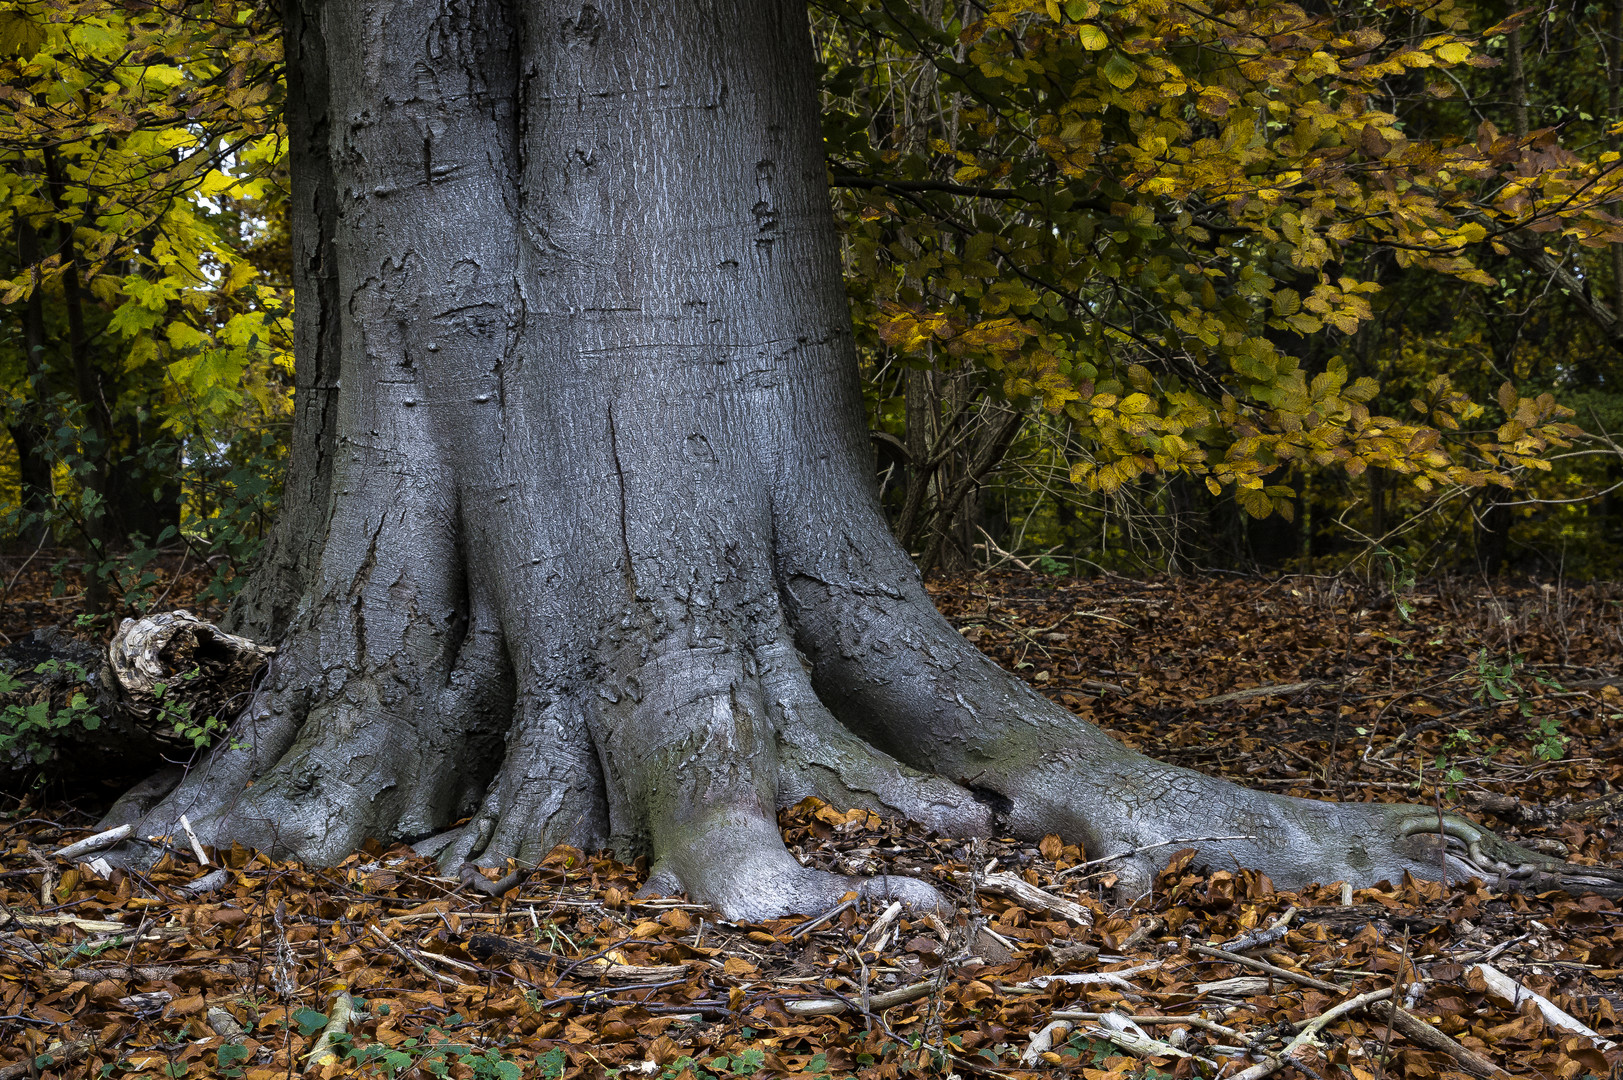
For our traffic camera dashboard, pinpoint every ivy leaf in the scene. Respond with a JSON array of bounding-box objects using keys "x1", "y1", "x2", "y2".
[{"x1": 292, "y1": 1009, "x2": 328, "y2": 1037}]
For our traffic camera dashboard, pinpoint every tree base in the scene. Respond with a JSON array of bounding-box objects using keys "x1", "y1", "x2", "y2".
[{"x1": 102, "y1": 605, "x2": 1623, "y2": 917}]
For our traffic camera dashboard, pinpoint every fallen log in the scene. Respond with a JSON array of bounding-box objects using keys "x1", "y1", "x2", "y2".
[
  {"x1": 0, "y1": 611, "x2": 274, "y2": 784},
  {"x1": 108, "y1": 609, "x2": 274, "y2": 748}
]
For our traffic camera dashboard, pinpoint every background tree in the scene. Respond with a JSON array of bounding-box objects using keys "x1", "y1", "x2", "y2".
[
  {"x1": 0, "y1": 0, "x2": 291, "y2": 612},
  {"x1": 10, "y1": 0, "x2": 1623, "y2": 597},
  {"x1": 822, "y1": 0, "x2": 1623, "y2": 576}
]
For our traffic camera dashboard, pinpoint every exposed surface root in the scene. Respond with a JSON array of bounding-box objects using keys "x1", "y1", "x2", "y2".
[
  {"x1": 638, "y1": 812, "x2": 944, "y2": 921},
  {"x1": 759, "y1": 639, "x2": 992, "y2": 838},
  {"x1": 779, "y1": 558, "x2": 1623, "y2": 903},
  {"x1": 98, "y1": 563, "x2": 1622, "y2": 918},
  {"x1": 108, "y1": 482, "x2": 515, "y2": 864},
  {"x1": 8, "y1": 804, "x2": 1620, "y2": 1080},
  {"x1": 84, "y1": 0, "x2": 1615, "y2": 927}
]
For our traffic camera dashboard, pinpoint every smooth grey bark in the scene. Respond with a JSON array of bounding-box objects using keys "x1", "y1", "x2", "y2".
[
  {"x1": 109, "y1": 0, "x2": 1618, "y2": 918},
  {"x1": 222, "y1": 0, "x2": 343, "y2": 643}
]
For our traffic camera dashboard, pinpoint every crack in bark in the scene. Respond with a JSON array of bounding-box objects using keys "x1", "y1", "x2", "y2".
[{"x1": 606, "y1": 403, "x2": 637, "y2": 603}]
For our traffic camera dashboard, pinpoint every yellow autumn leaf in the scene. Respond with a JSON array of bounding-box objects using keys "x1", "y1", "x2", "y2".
[{"x1": 1077, "y1": 25, "x2": 1108, "y2": 50}]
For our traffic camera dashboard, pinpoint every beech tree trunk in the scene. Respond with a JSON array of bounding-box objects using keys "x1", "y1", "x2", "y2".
[{"x1": 105, "y1": 0, "x2": 1615, "y2": 917}]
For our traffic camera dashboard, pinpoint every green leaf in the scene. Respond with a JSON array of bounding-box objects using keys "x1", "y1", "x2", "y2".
[
  {"x1": 0, "y1": 10, "x2": 46, "y2": 58},
  {"x1": 68, "y1": 23, "x2": 120, "y2": 51},
  {"x1": 1102, "y1": 53, "x2": 1137, "y2": 89},
  {"x1": 217, "y1": 1044, "x2": 251, "y2": 1068}
]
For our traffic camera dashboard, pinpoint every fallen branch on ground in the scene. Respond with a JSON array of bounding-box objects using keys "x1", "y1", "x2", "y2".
[
  {"x1": 52, "y1": 825, "x2": 132, "y2": 862},
  {"x1": 0, "y1": 1038, "x2": 97, "y2": 1080},
  {"x1": 0, "y1": 904, "x2": 127, "y2": 933},
  {"x1": 1021, "y1": 1019, "x2": 1073, "y2": 1066},
  {"x1": 974, "y1": 871, "x2": 1091, "y2": 925},
  {"x1": 783, "y1": 979, "x2": 936, "y2": 1017},
  {"x1": 1366, "y1": 1001, "x2": 1513, "y2": 1080},
  {"x1": 1469, "y1": 962, "x2": 1616, "y2": 1050},
  {"x1": 1022, "y1": 959, "x2": 1164, "y2": 991},
  {"x1": 1220, "y1": 907, "x2": 1297, "y2": 952},
  {"x1": 787, "y1": 898, "x2": 855, "y2": 939},
  {"x1": 1197, "y1": 681, "x2": 1332, "y2": 705},
  {"x1": 36, "y1": 961, "x2": 254, "y2": 987},
  {"x1": 304, "y1": 988, "x2": 357, "y2": 1073},
  {"x1": 1190, "y1": 943, "x2": 1341, "y2": 992},
  {"x1": 1083, "y1": 1012, "x2": 1214, "y2": 1065},
  {"x1": 370, "y1": 924, "x2": 463, "y2": 986},
  {"x1": 858, "y1": 900, "x2": 903, "y2": 950},
  {"x1": 1117, "y1": 916, "x2": 1164, "y2": 951},
  {"x1": 1195, "y1": 975, "x2": 1279, "y2": 996},
  {"x1": 1228, "y1": 986, "x2": 1394, "y2": 1080},
  {"x1": 1192, "y1": 942, "x2": 1511, "y2": 1079},
  {"x1": 178, "y1": 815, "x2": 208, "y2": 865}
]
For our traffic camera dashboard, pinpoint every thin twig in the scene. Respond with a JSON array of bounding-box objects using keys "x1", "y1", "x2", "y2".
[
  {"x1": 788, "y1": 898, "x2": 856, "y2": 939},
  {"x1": 1228, "y1": 986, "x2": 1395, "y2": 1080}
]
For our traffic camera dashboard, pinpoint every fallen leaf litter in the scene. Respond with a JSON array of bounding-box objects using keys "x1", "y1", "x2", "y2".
[{"x1": 0, "y1": 570, "x2": 1618, "y2": 1079}]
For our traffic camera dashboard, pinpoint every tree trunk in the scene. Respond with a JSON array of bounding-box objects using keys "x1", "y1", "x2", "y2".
[
  {"x1": 107, "y1": 0, "x2": 1617, "y2": 917},
  {"x1": 10, "y1": 218, "x2": 53, "y2": 549}
]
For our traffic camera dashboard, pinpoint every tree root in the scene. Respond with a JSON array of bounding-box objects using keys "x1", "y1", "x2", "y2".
[
  {"x1": 97, "y1": 593, "x2": 1623, "y2": 917},
  {"x1": 435, "y1": 694, "x2": 608, "y2": 872},
  {"x1": 104, "y1": 486, "x2": 515, "y2": 864},
  {"x1": 761, "y1": 639, "x2": 992, "y2": 838},
  {"x1": 779, "y1": 551, "x2": 1623, "y2": 902}
]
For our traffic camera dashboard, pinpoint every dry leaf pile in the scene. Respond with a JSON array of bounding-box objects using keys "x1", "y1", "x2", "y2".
[
  {"x1": 0, "y1": 571, "x2": 1618, "y2": 1079},
  {"x1": 1, "y1": 802, "x2": 1619, "y2": 1080},
  {"x1": 931, "y1": 573, "x2": 1623, "y2": 863}
]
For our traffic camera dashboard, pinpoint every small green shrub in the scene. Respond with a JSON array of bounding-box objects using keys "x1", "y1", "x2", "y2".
[{"x1": 0, "y1": 660, "x2": 102, "y2": 766}]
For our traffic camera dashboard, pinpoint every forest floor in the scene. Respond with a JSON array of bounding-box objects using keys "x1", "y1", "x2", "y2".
[{"x1": 0, "y1": 566, "x2": 1620, "y2": 1080}]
